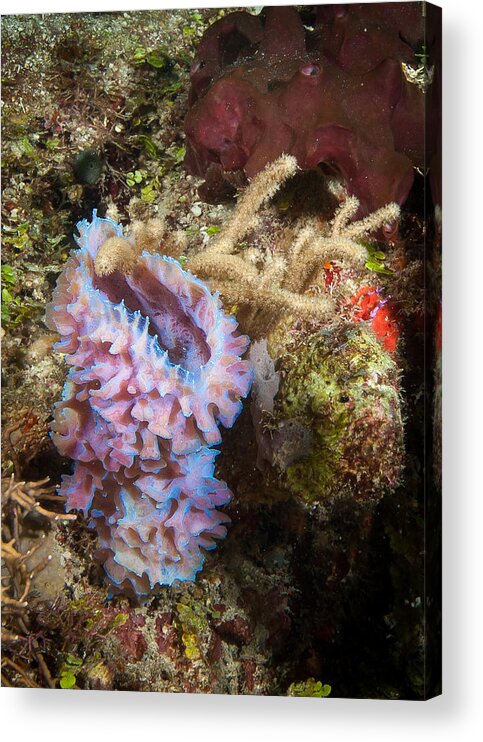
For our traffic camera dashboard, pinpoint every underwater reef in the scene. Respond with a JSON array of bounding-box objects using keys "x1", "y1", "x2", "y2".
[
  {"x1": 1, "y1": 5, "x2": 441, "y2": 699},
  {"x1": 185, "y1": 4, "x2": 441, "y2": 215}
]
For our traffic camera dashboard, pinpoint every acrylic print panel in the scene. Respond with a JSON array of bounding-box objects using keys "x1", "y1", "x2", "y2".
[{"x1": 1, "y1": 2, "x2": 441, "y2": 699}]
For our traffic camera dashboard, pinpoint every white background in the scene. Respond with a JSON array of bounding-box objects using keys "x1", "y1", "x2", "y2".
[{"x1": 1, "y1": 0, "x2": 482, "y2": 739}]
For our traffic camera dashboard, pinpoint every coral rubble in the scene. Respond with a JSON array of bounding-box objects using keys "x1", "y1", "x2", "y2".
[{"x1": 47, "y1": 213, "x2": 253, "y2": 595}]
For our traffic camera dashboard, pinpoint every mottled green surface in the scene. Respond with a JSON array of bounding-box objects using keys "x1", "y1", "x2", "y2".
[{"x1": 268, "y1": 323, "x2": 403, "y2": 504}]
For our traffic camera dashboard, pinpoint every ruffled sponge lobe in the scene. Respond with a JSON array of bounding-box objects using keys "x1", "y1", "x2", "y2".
[{"x1": 48, "y1": 212, "x2": 253, "y2": 596}]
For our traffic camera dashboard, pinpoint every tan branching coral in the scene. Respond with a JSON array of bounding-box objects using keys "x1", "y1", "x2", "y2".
[
  {"x1": 94, "y1": 217, "x2": 184, "y2": 277},
  {"x1": 84, "y1": 155, "x2": 400, "y2": 335},
  {"x1": 94, "y1": 236, "x2": 139, "y2": 277},
  {"x1": 187, "y1": 156, "x2": 401, "y2": 333},
  {"x1": 204, "y1": 154, "x2": 300, "y2": 255}
]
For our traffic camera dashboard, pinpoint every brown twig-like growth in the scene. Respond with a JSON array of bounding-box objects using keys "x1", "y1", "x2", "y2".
[
  {"x1": 1, "y1": 476, "x2": 76, "y2": 687},
  {"x1": 2, "y1": 408, "x2": 51, "y2": 478},
  {"x1": 2, "y1": 476, "x2": 76, "y2": 525},
  {"x1": 187, "y1": 155, "x2": 401, "y2": 333}
]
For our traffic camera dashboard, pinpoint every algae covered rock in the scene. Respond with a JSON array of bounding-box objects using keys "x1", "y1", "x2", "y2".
[{"x1": 262, "y1": 322, "x2": 404, "y2": 505}]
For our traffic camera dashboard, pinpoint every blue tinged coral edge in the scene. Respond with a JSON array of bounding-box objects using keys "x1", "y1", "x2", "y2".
[{"x1": 50, "y1": 211, "x2": 252, "y2": 594}]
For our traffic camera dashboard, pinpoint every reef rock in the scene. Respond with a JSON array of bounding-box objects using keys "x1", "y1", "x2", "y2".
[{"x1": 260, "y1": 321, "x2": 404, "y2": 505}]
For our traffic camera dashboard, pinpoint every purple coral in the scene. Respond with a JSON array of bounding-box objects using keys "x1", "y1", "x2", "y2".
[{"x1": 47, "y1": 212, "x2": 253, "y2": 595}]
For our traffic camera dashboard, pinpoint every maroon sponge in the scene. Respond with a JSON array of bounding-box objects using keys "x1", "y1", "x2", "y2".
[{"x1": 184, "y1": 4, "x2": 440, "y2": 216}]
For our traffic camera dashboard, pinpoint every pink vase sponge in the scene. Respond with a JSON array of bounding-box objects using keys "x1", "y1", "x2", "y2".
[{"x1": 47, "y1": 212, "x2": 253, "y2": 595}]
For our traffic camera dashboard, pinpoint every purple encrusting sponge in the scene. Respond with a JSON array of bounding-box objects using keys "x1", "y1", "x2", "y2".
[{"x1": 47, "y1": 212, "x2": 253, "y2": 596}]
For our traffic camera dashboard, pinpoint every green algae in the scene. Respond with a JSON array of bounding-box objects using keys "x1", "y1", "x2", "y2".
[
  {"x1": 59, "y1": 653, "x2": 83, "y2": 689},
  {"x1": 287, "y1": 677, "x2": 332, "y2": 698}
]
